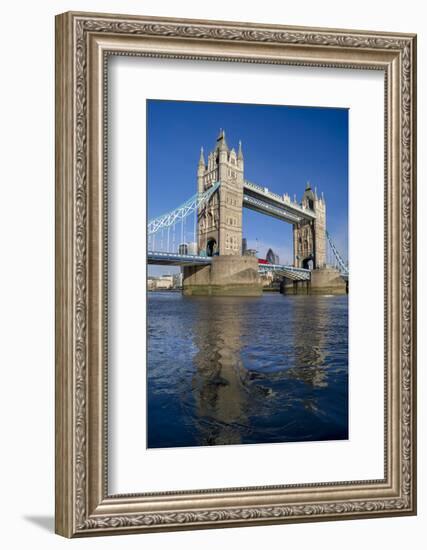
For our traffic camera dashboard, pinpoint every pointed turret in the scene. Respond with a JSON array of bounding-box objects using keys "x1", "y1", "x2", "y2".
[
  {"x1": 197, "y1": 146, "x2": 206, "y2": 194},
  {"x1": 198, "y1": 146, "x2": 205, "y2": 166},
  {"x1": 238, "y1": 140, "x2": 244, "y2": 160},
  {"x1": 237, "y1": 139, "x2": 244, "y2": 171}
]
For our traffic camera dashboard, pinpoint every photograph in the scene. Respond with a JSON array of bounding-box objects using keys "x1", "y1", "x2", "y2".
[{"x1": 147, "y1": 99, "x2": 349, "y2": 449}]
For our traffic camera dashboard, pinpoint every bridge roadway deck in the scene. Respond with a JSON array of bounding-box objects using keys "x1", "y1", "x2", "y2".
[
  {"x1": 147, "y1": 251, "x2": 213, "y2": 266},
  {"x1": 258, "y1": 263, "x2": 311, "y2": 281}
]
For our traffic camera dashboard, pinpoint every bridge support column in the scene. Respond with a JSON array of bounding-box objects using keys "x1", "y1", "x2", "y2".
[
  {"x1": 183, "y1": 256, "x2": 262, "y2": 296},
  {"x1": 280, "y1": 279, "x2": 310, "y2": 295}
]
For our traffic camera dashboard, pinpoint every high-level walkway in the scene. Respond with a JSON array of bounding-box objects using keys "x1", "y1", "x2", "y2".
[{"x1": 243, "y1": 180, "x2": 316, "y2": 224}]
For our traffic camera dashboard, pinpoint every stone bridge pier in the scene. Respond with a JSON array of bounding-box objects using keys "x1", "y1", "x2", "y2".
[{"x1": 183, "y1": 256, "x2": 262, "y2": 296}]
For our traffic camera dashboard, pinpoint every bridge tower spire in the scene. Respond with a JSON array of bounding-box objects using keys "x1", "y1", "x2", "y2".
[
  {"x1": 197, "y1": 130, "x2": 244, "y2": 257},
  {"x1": 197, "y1": 147, "x2": 205, "y2": 195}
]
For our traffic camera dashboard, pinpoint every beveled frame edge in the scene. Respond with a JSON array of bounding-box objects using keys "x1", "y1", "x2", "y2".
[{"x1": 55, "y1": 11, "x2": 417, "y2": 538}]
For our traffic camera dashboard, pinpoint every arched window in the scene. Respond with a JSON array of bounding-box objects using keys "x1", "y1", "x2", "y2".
[{"x1": 304, "y1": 239, "x2": 308, "y2": 256}]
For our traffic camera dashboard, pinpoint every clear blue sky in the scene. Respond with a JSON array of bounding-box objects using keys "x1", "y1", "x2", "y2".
[{"x1": 147, "y1": 99, "x2": 348, "y2": 274}]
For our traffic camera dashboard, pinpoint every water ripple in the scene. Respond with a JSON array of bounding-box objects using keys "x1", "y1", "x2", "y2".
[{"x1": 147, "y1": 293, "x2": 348, "y2": 448}]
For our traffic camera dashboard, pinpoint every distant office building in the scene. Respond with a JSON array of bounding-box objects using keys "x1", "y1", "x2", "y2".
[
  {"x1": 178, "y1": 243, "x2": 188, "y2": 255},
  {"x1": 245, "y1": 248, "x2": 258, "y2": 257},
  {"x1": 242, "y1": 238, "x2": 247, "y2": 255},
  {"x1": 179, "y1": 242, "x2": 198, "y2": 256},
  {"x1": 187, "y1": 241, "x2": 198, "y2": 255},
  {"x1": 156, "y1": 275, "x2": 173, "y2": 289},
  {"x1": 266, "y1": 248, "x2": 280, "y2": 265},
  {"x1": 260, "y1": 270, "x2": 275, "y2": 287}
]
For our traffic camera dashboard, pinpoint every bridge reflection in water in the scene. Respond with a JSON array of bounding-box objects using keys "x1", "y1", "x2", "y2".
[
  {"x1": 191, "y1": 297, "x2": 248, "y2": 446},
  {"x1": 147, "y1": 293, "x2": 348, "y2": 449}
]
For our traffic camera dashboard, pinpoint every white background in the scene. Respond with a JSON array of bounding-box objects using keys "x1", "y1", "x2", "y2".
[
  {"x1": 0, "y1": 1, "x2": 424, "y2": 549},
  {"x1": 110, "y1": 59, "x2": 384, "y2": 493}
]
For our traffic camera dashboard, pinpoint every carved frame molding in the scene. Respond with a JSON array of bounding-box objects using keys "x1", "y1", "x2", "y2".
[{"x1": 55, "y1": 11, "x2": 416, "y2": 537}]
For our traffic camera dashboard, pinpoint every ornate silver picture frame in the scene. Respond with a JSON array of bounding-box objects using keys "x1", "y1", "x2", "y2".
[{"x1": 55, "y1": 11, "x2": 417, "y2": 537}]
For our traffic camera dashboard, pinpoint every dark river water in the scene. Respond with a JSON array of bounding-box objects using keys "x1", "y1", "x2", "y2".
[{"x1": 147, "y1": 292, "x2": 348, "y2": 448}]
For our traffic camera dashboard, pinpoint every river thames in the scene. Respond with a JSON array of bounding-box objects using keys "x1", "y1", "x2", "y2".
[{"x1": 147, "y1": 292, "x2": 348, "y2": 448}]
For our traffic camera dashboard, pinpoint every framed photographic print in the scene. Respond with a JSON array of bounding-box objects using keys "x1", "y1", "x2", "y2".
[{"x1": 55, "y1": 11, "x2": 417, "y2": 537}]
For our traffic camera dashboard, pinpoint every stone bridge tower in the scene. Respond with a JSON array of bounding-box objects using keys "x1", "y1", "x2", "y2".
[
  {"x1": 293, "y1": 183, "x2": 326, "y2": 269},
  {"x1": 197, "y1": 130, "x2": 244, "y2": 256}
]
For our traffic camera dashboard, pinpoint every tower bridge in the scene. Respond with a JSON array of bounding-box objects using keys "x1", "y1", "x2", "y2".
[{"x1": 148, "y1": 130, "x2": 348, "y2": 296}]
